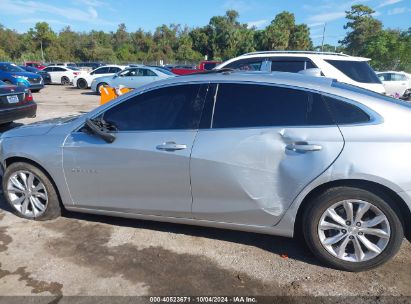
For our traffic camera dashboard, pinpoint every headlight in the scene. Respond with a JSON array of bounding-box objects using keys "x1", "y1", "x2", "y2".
[{"x1": 12, "y1": 75, "x2": 28, "y2": 80}]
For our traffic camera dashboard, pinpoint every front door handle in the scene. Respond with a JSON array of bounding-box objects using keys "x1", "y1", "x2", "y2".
[
  {"x1": 156, "y1": 141, "x2": 187, "y2": 151},
  {"x1": 286, "y1": 142, "x2": 322, "y2": 152}
]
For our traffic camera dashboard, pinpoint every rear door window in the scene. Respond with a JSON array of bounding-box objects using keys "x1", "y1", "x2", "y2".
[
  {"x1": 109, "y1": 67, "x2": 122, "y2": 73},
  {"x1": 391, "y1": 73, "x2": 407, "y2": 81},
  {"x1": 270, "y1": 57, "x2": 317, "y2": 73},
  {"x1": 93, "y1": 67, "x2": 110, "y2": 74},
  {"x1": 325, "y1": 60, "x2": 381, "y2": 84},
  {"x1": 212, "y1": 83, "x2": 334, "y2": 128}
]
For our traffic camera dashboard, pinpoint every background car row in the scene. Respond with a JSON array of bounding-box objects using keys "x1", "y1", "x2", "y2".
[{"x1": 5, "y1": 53, "x2": 411, "y2": 101}]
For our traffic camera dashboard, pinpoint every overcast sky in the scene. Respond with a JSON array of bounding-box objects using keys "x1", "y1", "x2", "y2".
[{"x1": 0, "y1": 0, "x2": 410, "y2": 46}]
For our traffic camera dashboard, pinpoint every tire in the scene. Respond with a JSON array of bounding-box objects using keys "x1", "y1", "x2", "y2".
[
  {"x1": 303, "y1": 186, "x2": 404, "y2": 272},
  {"x1": 61, "y1": 76, "x2": 70, "y2": 86},
  {"x1": 77, "y1": 78, "x2": 88, "y2": 89},
  {"x1": 3, "y1": 80, "x2": 12, "y2": 85},
  {"x1": 96, "y1": 82, "x2": 107, "y2": 95},
  {"x1": 2, "y1": 162, "x2": 61, "y2": 221}
]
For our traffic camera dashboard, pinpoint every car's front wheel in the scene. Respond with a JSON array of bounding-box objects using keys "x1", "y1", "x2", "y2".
[
  {"x1": 77, "y1": 78, "x2": 88, "y2": 89},
  {"x1": 303, "y1": 186, "x2": 404, "y2": 272},
  {"x1": 96, "y1": 82, "x2": 108, "y2": 95},
  {"x1": 2, "y1": 162, "x2": 61, "y2": 221}
]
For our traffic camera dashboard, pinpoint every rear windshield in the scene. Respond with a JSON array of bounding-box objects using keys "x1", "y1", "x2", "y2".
[{"x1": 325, "y1": 60, "x2": 381, "y2": 84}]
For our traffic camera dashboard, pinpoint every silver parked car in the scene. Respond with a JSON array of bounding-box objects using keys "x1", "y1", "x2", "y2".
[
  {"x1": 1, "y1": 71, "x2": 410, "y2": 272},
  {"x1": 90, "y1": 65, "x2": 175, "y2": 93}
]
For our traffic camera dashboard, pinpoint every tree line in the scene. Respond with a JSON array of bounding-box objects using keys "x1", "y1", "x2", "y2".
[{"x1": 0, "y1": 4, "x2": 409, "y2": 72}]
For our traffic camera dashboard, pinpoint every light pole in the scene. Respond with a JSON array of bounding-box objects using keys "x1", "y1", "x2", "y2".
[{"x1": 321, "y1": 23, "x2": 326, "y2": 52}]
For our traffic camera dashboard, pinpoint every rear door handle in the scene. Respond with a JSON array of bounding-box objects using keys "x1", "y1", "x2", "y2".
[
  {"x1": 286, "y1": 142, "x2": 322, "y2": 152},
  {"x1": 156, "y1": 141, "x2": 187, "y2": 151}
]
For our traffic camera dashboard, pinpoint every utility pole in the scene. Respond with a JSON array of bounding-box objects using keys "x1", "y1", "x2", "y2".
[
  {"x1": 321, "y1": 23, "x2": 326, "y2": 52},
  {"x1": 40, "y1": 40, "x2": 45, "y2": 62}
]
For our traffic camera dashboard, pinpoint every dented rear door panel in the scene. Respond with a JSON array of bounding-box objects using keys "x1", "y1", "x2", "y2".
[{"x1": 190, "y1": 127, "x2": 344, "y2": 226}]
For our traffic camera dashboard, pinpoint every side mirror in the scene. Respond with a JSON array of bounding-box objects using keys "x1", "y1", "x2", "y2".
[{"x1": 298, "y1": 68, "x2": 322, "y2": 77}]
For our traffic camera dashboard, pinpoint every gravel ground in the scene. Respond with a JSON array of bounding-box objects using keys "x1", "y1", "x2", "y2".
[{"x1": 0, "y1": 85, "x2": 410, "y2": 301}]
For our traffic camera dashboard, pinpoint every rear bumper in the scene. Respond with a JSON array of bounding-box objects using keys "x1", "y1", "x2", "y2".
[{"x1": 0, "y1": 102, "x2": 37, "y2": 124}]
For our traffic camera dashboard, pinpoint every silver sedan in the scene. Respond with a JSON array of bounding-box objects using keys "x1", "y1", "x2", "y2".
[{"x1": 1, "y1": 71, "x2": 410, "y2": 272}]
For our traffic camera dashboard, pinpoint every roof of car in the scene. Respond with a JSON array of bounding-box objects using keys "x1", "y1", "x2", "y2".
[
  {"x1": 144, "y1": 70, "x2": 335, "y2": 92},
  {"x1": 377, "y1": 71, "x2": 408, "y2": 74},
  {"x1": 45, "y1": 65, "x2": 70, "y2": 69},
  {"x1": 233, "y1": 51, "x2": 370, "y2": 62}
]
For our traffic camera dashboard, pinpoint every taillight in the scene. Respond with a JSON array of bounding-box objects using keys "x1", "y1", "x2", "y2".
[
  {"x1": 73, "y1": 72, "x2": 80, "y2": 76},
  {"x1": 25, "y1": 90, "x2": 33, "y2": 102}
]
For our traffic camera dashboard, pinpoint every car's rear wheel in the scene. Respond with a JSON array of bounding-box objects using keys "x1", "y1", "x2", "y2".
[
  {"x1": 3, "y1": 80, "x2": 12, "y2": 85},
  {"x1": 61, "y1": 76, "x2": 70, "y2": 86},
  {"x1": 303, "y1": 186, "x2": 404, "y2": 272},
  {"x1": 96, "y1": 82, "x2": 108, "y2": 95},
  {"x1": 77, "y1": 78, "x2": 88, "y2": 89},
  {"x1": 2, "y1": 162, "x2": 61, "y2": 221}
]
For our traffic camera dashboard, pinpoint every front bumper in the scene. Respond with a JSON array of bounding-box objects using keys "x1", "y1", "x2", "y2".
[
  {"x1": 0, "y1": 102, "x2": 37, "y2": 124},
  {"x1": 91, "y1": 82, "x2": 98, "y2": 92},
  {"x1": 397, "y1": 190, "x2": 411, "y2": 241},
  {"x1": 28, "y1": 84, "x2": 44, "y2": 91}
]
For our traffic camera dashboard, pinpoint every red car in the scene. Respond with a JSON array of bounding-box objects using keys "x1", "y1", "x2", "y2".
[
  {"x1": 25, "y1": 61, "x2": 46, "y2": 70},
  {"x1": 171, "y1": 61, "x2": 221, "y2": 75}
]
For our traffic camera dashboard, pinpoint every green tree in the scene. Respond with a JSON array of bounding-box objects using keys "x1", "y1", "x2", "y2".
[
  {"x1": 340, "y1": 5, "x2": 382, "y2": 56},
  {"x1": 27, "y1": 22, "x2": 56, "y2": 61},
  {"x1": 262, "y1": 12, "x2": 295, "y2": 50}
]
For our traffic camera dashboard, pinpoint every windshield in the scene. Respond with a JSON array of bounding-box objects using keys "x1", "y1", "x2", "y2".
[
  {"x1": 20, "y1": 66, "x2": 38, "y2": 72},
  {"x1": 325, "y1": 60, "x2": 381, "y2": 84},
  {"x1": 0, "y1": 64, "x2": 25, "y2": 73},
  {"x1": 156, "y1": 68, "x2": 174, "y2": 76}
]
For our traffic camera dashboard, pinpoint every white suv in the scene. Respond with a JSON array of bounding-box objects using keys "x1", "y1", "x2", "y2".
[
  {"x1": 216, "y1": 51, "x2": 385, "y2": 94},
  {"x1": 72, "y1": 65, "x2": 127, "y2": 89}
]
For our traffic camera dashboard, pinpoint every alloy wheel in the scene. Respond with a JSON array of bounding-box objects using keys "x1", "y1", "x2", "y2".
[
  {"x1": 318, "y1": 200, "x2": 391, "y2": 262},
  {"x1": 6, "y1": 170, "x2": 48, "y2": 218}
]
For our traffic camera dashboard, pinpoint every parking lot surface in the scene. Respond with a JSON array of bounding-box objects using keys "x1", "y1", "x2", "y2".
[{"x1": 0, "y1": 85, "x2": 410, "y2": 299}]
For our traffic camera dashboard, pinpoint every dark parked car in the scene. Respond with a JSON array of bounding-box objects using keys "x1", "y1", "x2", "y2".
[
  {"x1": 0, "y1": 62, "x2": 44, "y2": 92},
  {"x1": 0, "y1": 80, "x2": 37, "y2": 126},
  {"x1": 19, "y1": 66, "x2": 51, "y2": 85}
]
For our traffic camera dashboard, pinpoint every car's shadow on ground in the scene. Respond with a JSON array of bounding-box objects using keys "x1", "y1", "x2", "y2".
[
  {"x1": 0, "y1": 185, "x2": 320, "y2": 267},
  {"x1": 81, "y1": 92, "x2": 99, "y2": 96},
  {"x1": 0, "y1": 122, "x2": 23, "y2": 133},
  {"x1": 62, "y1": 208, "x2": 320, "y2": 267}
]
